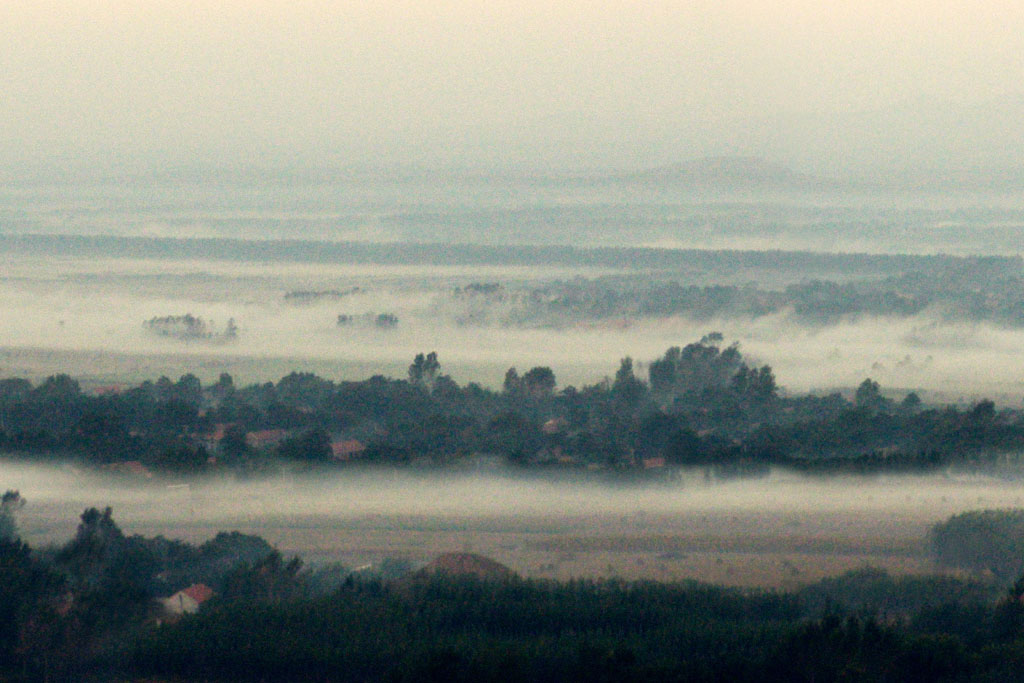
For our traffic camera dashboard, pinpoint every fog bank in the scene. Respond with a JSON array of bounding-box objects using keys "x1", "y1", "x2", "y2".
[{"x1": 7, "y1": 463, "x2": 1024, "y2": 545}]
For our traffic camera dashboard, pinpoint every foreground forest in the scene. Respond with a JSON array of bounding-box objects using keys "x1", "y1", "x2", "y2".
[
  {"x1": 0, "y1": 334, "x2": 1018, "y2": 477},
  {"x1": 3, "y1": 497, "x2": 1024, "y2": 682}
]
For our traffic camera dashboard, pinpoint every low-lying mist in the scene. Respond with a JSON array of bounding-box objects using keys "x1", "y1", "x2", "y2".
[
  {"x1": 2, "y1": 252, "x2": 1023, "y2": 401},
  {"x1": 7, "y1": 462, "x2": 1024, "y2": 549}
]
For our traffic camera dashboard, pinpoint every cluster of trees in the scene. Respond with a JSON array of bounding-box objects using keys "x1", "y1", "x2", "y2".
[
  {"x1": 144, "y1": 314, "x2": 238, "y2": 342},
  {"x1": 0, "y1": 335, "x2": 1022, "y2": 476},
  {"x1": 931, "y1": 509, "x2": 1024, "y2": 580},
  {"x1": 438, "y1": 256, "x2": 1024, "y2": 328},
  {"x1": 336, "y1": 312, "x2": 399, "y2": 328},
  {"x1": 283, "y1": 287, "x2": 362, "y2": 303}
]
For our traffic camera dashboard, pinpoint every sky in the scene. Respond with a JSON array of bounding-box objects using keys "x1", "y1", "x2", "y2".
[{"x1": 3, "y1": 1, "x2": 1024, "y2": 176}]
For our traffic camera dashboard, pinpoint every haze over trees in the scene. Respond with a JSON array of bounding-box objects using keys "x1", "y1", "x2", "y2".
[
  {"x1": 145, "y1": 314, "x2": 238, "y2": 342},
  {"x1": 7, "y1": 2, "x2": 1024, "y2": 678}
]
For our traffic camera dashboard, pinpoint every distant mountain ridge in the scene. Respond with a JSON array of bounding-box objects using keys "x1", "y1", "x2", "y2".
[
  {"x1": 620, "y1": 156, "x2": 832, "y2": 189},
  {"x1": 10, "y1": 151, "x2": 1024, "y2": 190}
]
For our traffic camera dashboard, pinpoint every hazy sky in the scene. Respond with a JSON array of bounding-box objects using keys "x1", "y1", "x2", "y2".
[{"x1": 3, "y1": 1, "x2": 1024, "y2": 175}]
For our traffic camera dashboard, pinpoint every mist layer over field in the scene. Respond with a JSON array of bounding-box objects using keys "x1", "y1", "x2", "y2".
[
  {"x1": 10, "y1": 464, "x2": 1024, "y2": 528},
  {"x1": 1, "y1": 251, "x2": 1023, "y2": 400},
  {"x1": 5, "y1": 462, "x2": 1024, "y2": 585}
]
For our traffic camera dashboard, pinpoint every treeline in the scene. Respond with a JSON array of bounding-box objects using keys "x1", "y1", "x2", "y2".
[
  {"x1": 1, "y1": 334, "x2": 1022, "y2": 475},
  {"x1": 0, "y1": 233, "x2": 959, "y2": 272},
  {"x1": 144, "y1": 313, "x2": 238, "y2": 342},
  {"x1": 453, "y1": 255, "x2": 1024, "y2": 326}
]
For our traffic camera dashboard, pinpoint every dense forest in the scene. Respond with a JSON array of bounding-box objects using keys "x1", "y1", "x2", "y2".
[
  {"x1": 0, "y1": 334, "x2": 1020, "y2": 477},
  {"x1": 3, "y1": 496, "x2": 1024, "y2": 682}
]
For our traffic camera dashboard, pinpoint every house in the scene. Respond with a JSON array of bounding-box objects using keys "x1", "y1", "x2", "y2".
[
  {"x1": 555, "y1": 449, "x2": 577, "y2": 465},
  {"x1": 207, "y1": 423, "x2": 231, "y2": 442},
  {"x1": 159, "y1": 583, "x2": 215, "y2": 616},
  {"x1": 331, "y1": 439, "x2": 366, "y2": 461},
  {"x1": 245, "y1": 429, "x2": 289, "y2": 449},
  {"x1": 642, "y1": 456, "x2": 666, "y2": 469},
  {"x1": 102, "y1": 460, "x2": 154, "y2": 479},
  {"x1": 198, "y1": 423, "x2": 233, "y2": 451},
  {"x1": 541, "y1": 417, "x2": 568, "y2": 435}
]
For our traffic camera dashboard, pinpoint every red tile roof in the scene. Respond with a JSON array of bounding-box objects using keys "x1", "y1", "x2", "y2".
[
  {"x1": 181, "y1": 583, "x2": 214, "y2": 605},
  {"x1": 420, "y1": 553, "x2": 516, "y2": 580},
  {"x1": 331, "y1": 439, "x2": 366, "y2": 459},
  {"x1": 541, "y1": 417, "x2": 568, "y2": 435}
]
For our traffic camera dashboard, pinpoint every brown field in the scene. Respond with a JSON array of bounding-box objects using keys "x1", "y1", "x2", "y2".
[{"x1": 119, "y1": 509, "x2": 945, "y2": 589}]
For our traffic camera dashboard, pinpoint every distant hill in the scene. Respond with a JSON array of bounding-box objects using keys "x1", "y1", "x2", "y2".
[
  {"x1": 417, "y1": 552, "x2": 517, "y2": 581},
  {"x1": 620, "y1": 156, "x2": 831, "y2": 189}
]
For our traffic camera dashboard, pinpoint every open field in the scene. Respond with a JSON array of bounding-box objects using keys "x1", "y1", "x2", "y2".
[{"x1": 147, "y1": 510, "x2": 938, "y2": 589}]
